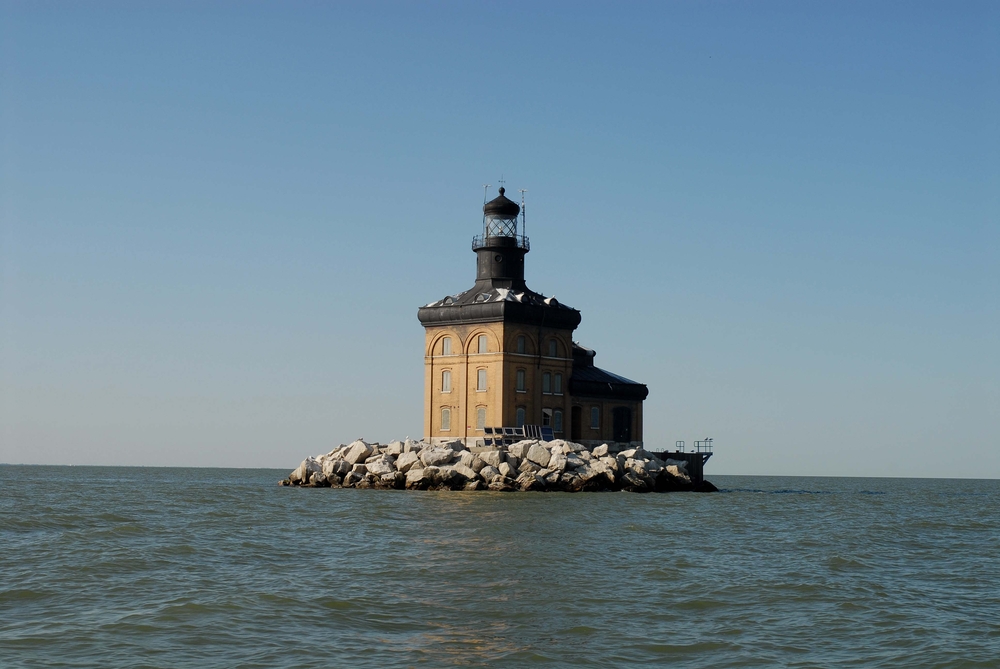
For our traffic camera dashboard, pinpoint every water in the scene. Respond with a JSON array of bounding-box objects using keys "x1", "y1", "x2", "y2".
[{"x1": 1, "y1": 466, "x2": 998, "y2": 668}]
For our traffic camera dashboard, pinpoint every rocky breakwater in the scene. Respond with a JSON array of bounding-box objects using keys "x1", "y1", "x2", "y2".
[{"x1": 280, "y1": 438, "x2": 716, "y2": 493}]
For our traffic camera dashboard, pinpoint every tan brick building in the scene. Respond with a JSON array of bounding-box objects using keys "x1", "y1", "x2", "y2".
[{"x1": 418, "y1": 186, "x2": 647, "y2": 448}]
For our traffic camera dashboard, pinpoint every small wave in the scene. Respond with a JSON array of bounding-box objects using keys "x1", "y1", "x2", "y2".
[
  {"x1": 828, "y1": 555, "x2": 872, "y2": 570},
  {"x1": 0, "y1": 588, "x2": 50, "y2": 602}
]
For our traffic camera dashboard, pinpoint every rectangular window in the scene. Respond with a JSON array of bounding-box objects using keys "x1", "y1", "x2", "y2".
[
  {"x1": 554, "y1": 373, "x2": 562, "y2": 395},
  {"x1": 441, "y1": 370, "x2": 451, "y2": 392},
  {"x1": 477, "y1": 369, "x2": 487, "y2": 391},
  {"x1": 590, "y1": 406, "x2": 600, "y2": 429},
  {"x1": 476, "y1": 407, "x2": 486, "y2": 430},
  {"x1": 441, "y1": 408, "x2": 451, "y2": 431},
  {"x1": 515, "y1": 407, "x2": 526, "y2": 428},
  {"x1": 516, "y1": 335, "x2": 526, "y2": 354},
  {"x1": 442, "y1": 337, "x2": 451, "y2": 355},
  {"x1": 542, "y1": 372, "x2": 551, "y2": 394},
  {"x1": 542, "y1": 408, "x2": 552, "y2": 427},
  {"x1": 516, "y1": 369, "x2": 526, "y2": 392},
  {"x1": 478, "y1": 335, "x2": 488, "y2": 353},
  {"x1": 553, "y1": 409, "x2": 563, "y2": 433},
  {"x1": 548, "y1": 340, "x2": 557, "y2": 357}
]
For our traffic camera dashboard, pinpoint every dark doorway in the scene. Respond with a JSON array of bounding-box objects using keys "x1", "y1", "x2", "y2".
[
  {"x1": 612, "y1": 407, "x2": 632, "y2": 443},
  {"x1": 571, "y1": 406, "x2": 582, "y2": 441}
]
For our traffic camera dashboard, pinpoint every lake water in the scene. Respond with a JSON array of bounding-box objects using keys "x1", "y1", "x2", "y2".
[{"x1": 1, "y1": 466, "x2": 998, "y2": 667}]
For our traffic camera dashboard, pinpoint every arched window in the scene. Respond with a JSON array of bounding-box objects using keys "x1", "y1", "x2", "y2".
[
  {"x1": 478, "y1": 335, "x2": 488, "y2": 353},
  {"x1": 477, "y1": 369, "x2": 487, "y2": 391},
  {"x1": 476, "y1": 407, "x2": 486, "y2": 431},
  {"x1": 515, "y1": 407, "x2": 526, "y2": 427},
  {"x1": 442, "y1": 337, "x2": 452, "y2": 355},
  {"x1": 441, "y1": 408, "x2": 451, "y2": 431},
  {"x1": 554, "y1": 373, "x2": 563, "y2": 395},
  {"x1": 548, "y1": 339, "x2": 557, "y2": 357},
  {"x1": 590, "y1": 406, "x2": 600, "y2": 429},
  {"x1": 516, "y1": 369, "x2": 526, "y2": 392},
  {"x1": 516, "y1": 335, "x2": 526, "y2": 354},
  {"x1": 553, "y1": 409, "x2": 563, "y2": 433},
  {"x1": 542, "y1": 372, "x2": 551, "y2": 394},
  {"x1": 441, "y1": 370, "x2": 451, "y2": 393}
]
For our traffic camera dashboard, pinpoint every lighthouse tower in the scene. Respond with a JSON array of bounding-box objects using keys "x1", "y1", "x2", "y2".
[{"x1": 418, "y1": 186, "x2": 647, "y2": 447}]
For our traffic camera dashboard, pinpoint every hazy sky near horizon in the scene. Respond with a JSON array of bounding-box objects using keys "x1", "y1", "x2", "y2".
[{"x1": 2, "y1": 2, "x2": 998, "y2": 476}]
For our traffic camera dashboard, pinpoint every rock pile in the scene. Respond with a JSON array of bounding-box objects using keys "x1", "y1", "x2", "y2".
[{"x1": 280, "y1": 438, "x2": 715, "y2": 493}]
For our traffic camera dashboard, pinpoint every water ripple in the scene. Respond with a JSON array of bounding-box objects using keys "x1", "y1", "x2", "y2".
[{"x1": 0, "y1": 467, "x2": 998, "y2": 667}]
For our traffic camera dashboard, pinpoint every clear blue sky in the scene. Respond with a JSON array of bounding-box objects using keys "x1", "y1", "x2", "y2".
[{"x1": 2, "y1": 1, "x2": 997, "y2": 476}]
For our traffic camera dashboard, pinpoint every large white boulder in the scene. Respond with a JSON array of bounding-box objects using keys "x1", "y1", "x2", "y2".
[
  {"x1": 498, "y1": 462, "x2": 516, "y2": 479},
  {"x1": 343, "y1": 441, "x2": 374, "y2": 465},
  {"x1": 384, "y1": 440, "x2": 404, "y2": 456},
  {"x1": 600, "y1": 456, "x2": 621, "y2": 475},
  {"x1": 665, "y1": 465, "x2": 691, "y2": 484},
  {"x1": 405, "y1": 468, "x2": 430, "y2": 488},
  {"x1": 452, "y1": 463, "x2": 480, "y2": 482},
  {"x1": 591, "y1": 444, "x2": 609, "y2": 457},
  {"x1": 549, "y1": 442, "x2": 571, "y2": 456},
  {"x1": 395, "y1": 451, "x2": 420, "y2": 473},
  {"x1": 526, "y1": 443, "x2": 552, "y2": 467},
  {"x1": 366, "y1": 455, "x2": 396, "y2": 477},
  {"x1": 326, "y1": 445, "x2": 348, "y2": 459},
  {"x1": 290, "y1": 457, "x2": 322, "y2": 484},
  {"x1": 518, "y1": 459, "x2": 541, "y2": 474},
  {"x1": 479, "y1": 450, "x2": 503, "y2": 468},
  {"x1": 516, "y1": 471, "x2": 546, "y2": 491},
  {"x1": 322, "y1": 458, "x2": 351, "y2": 478},
  {"x1": 420, "y1": 447, "x2": 455, "y2": 467},
  {"x1": 459, "y1": 451, "x2": 486, "y2": 472},
  {"x1": 508, "y1": 441, "x2": 533, "y2": 459},
  {"x1": 479, "y1": 465, "x2": 501, "y2": 481},
  {"x1": 547, "y1": 453, "x2": 567, "y2": 472}
]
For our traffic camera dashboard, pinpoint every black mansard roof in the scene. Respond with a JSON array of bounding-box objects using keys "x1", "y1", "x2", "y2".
[{"x1": 418, "y1": 286, "x2": 581, "y2": 329}]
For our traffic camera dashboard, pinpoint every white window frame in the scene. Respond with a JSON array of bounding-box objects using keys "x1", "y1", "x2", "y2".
[
  {"x1": 553, "y1": 409, "x2": 563, "y2": 433},
  {"x1": 442, "y1": 337, "x2": 451, "y2": 356},
  {"x1": 515, "y1": 407, "x2": 526, "y2": 428},
  {"x1": 516, "y1": 335, "x2": 526, "y2": 354},
  {"x1": 476, "y1": 407, "x2": 486, "y2": 431},
  {"x1": 548, "y1": 339, "x2": 557, "y2": 357},
  {"x1": 542, "y1": 408, "x2": 552, "y2": 427},
  {"x1": 542, "y1": 372, "x2": 551, "y2": 394},
  {"x1": 590, "y1": 406, "x2": 600, "y2": 429},
  {"x1": 477, "y1": 368, "x2": 488, "y2": 391},
  {"x1": 441, "y1": 407, "x2": 451, "y2": 431},
  {"x1": 478, "y1": 335, "x2": 488, "y2": 354},
  {"x1": 516, "y1": 369, "x2": 526, "y2": 392},
  {"x1": 441, "y1": 369, "x2": 451, "y2": 393}
]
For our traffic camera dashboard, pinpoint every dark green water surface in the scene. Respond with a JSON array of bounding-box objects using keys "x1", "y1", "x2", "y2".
[{"x1": 1, "y1": 466, "x2": 998, "y2": 667}]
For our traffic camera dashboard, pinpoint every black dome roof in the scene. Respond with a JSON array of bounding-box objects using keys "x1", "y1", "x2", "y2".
[{"x1": 483, "y1": 187, "x2": 520, "y2": 218}]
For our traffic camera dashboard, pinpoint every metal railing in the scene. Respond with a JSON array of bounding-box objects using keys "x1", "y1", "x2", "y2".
[{"x1": 472, "y1": 234, "x2": 530, "y2": 251}]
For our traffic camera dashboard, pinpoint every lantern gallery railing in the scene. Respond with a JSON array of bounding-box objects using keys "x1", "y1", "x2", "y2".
[{"x1": 471, "y1": 234, "x2": 530, "y2": 251}]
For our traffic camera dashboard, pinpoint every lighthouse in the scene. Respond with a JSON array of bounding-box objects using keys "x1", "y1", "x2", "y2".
[{"x1": 418, "y1": 185, "x2": 648, "y2": 447}]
